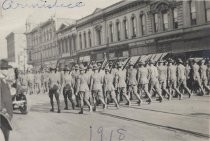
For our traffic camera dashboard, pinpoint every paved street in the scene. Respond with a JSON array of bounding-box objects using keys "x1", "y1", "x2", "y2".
[{"x1": 10, "y1": 94, "x2": 210, "y2": 141}]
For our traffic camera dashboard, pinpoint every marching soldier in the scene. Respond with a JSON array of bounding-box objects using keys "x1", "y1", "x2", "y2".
[
  {"x1": 127, "y1": 62, "x2": 142, "y2": 105},
  {"x1": 200, "y1": 59, "x2": 210, "y2": 95},
  {"x1": 48, "y1": 68, "x2": 61, "y2": 113},
  {"x1": 103, "y1": 66, "x2": 119, "y2": 109},
  {"x1": 90, "y1": 64, "x2": 107, "y2": 111},
  {"x1": 192, "y1": 59, "x2": 205, "y2": 95},
  {"x1": 115, "y1": 62, "x2": 131, "y2": 106},
  {"x1": 157, "y1": 60, "x2": 171, "y2": 100},
  {"x1": 27, "y1": 70, "x2": 34, "y2": 95},
  {"x1": 177, "y1": 59, "x2": 192, "y2": 98},
  {"x1": 137, "y1": 61, "x2": 152, "y2": 104},
  {"x1": 71, "y1": 64, "x2": 80, "y2": 107},
  {"x1": 185, "y1": 60, "x2": 192, "y2": 90},
  {"x1": 76, "y1": 64, "x2": 92, "y2": 114},
  {"x1": 148, "y1": 60, "x2": 163, "y2": 102},
  {"x1": 63, "y1": 67, "x2": 75, "y2": 110},
  {"x1": 207, "y1": 61, "x2": 210, "y2": 86},
  {"x1": 168, "y1": 59, "x2": 183, "y2": 100}
]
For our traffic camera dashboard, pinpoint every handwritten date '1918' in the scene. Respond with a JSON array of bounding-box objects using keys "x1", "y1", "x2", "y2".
[
  {"x1": 2, "y1": 0, "x2": 85, "y2": 10},
  {"x1": 90, "y1": 126, "x2": 127, "y2": 141}
]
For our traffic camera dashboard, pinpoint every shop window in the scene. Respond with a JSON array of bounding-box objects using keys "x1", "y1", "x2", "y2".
[
  {"x1": 190, "y1": 0, "x2": 197, "y2": 25},
  {"x1": 205, "y1": 0, "x2": 210, "y2": 22}
]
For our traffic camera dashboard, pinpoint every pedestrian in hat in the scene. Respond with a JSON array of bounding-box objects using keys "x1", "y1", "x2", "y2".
[
  {"x1": 90, "y1": 64, "x2": 107, "y2": 111},
  {"x1": 103, "y1": 66, "x2": 119, "y2": 109},
  {"x1": 0, "y1": 59, "x2": 13, "y2": 141},
  {"x1": 76, "y1": 64, "x2": 92, "y2": 114}
]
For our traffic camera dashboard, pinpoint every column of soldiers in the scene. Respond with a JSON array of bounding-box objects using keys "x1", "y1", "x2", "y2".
[{"x1": 19, "y1": 58, "x2": 210, "y2": 114}]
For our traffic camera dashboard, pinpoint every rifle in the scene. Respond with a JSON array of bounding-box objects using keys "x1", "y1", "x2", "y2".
[
  {"x1": 134, "y1": 56, "x2": 142, "y2": 68},
  {"x1": 122, "y1": 57, "x2": 131, "y2": 70}
]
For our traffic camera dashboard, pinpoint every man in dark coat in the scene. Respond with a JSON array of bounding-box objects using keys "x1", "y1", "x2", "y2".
[{"x1": 0, "y1": 59, "x2": 13, "y2": 141}]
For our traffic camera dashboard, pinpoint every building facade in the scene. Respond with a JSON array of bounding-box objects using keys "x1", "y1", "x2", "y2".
[
  {"x1": 25, "y1": 18, "x2": 75, "y2": 69},
  {"x1": 6, "y1": 32, "x2": 27, "y2": 71},
  {"x1": 74, "y1": 0, "x2": 210, "y2": 63}
]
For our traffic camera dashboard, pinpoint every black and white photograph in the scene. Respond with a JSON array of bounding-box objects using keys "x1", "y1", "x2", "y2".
[{"x1": 0, "y1": 0, "x2": 210, "y2": 141}]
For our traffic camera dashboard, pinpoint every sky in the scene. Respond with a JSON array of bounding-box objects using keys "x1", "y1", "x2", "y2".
[{"x1": 0, "y1": 0, "x2": 122, "y2": 59}]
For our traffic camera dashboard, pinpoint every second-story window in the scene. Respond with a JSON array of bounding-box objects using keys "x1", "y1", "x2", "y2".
[
  {"x1": 116, "y1": 21, "x2": 121, "y2": 41},
  {"x1": 140, "y1": 14, "x2": 146, "y2": 35},
  {"x1": 190, "y1": 0, "x2": 197, "y2": 25},
  {"x1": 154, "y1": 13, "x2": 159, "y2": 32},
  {"x1": 131, "y1": 16, "x2": 137, "y2": 38},
  {"x1": 109, "y1": 23, "x2": 113, "y2": 42},
  {"x1": 88, "y1": 31, "x2": 92, "y2": 48},
  {"x1": 79, "y1": 34, "x2": 82, "y2": 49},
  {"x1": 205, "y1": 0, "x2": 210, "y2": 22},
  {"x1": 163, "y1": 12, "x2": 169, "y2": 31},
  {"x1": 173, "y1": 8, "x2": 178, "y2": 29},
  {"x1": 123, "y1": 19, "x2": 128, "y2": 39},
  {"x1": 84, "y1": 32, "x2": 87, "y2": 48},
  {"x1": 96, "y1": 28, "x2": 102, "y2": 45}
]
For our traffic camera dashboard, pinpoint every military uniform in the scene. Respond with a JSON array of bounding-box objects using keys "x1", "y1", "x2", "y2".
[
  {"x1": 71, "y1": 65, "x2": 80, "y2": 107},
  {"x1": 103, "y1": 66, "x2": 119, "y2": 108},
  {"x1": 76, "y1": 65, "x2": 92, "y2": 114},
  {"x1": 157, "y1": 61, "x2": 171, "y2": 100},
  {"x1": 177, "y1": 59, "x2": 192, "y2": 98},
  {"x1": 167, "y1": 60, "x2": 183, "y2": 99},
  {"x1": 148, "y1": 61, "x2": 163, "y2": 102},
  {"x1": 137, "y1": 61, "x2": 152, "y2": 103},
  {"x1": 115, "y1": 63, "x2": 130, "y2": 106},
  {"x1": 48, "y1": 70, "x2": 61, "y2": 113},
  {"x1": 127, "y1": 63, "x2": 142, "y2": 105},
  {"x1": 90, "y1": 64, "x2": 106, "y2": 111},
  {"x1": 63, "y1": 70, "x2": 75, "y2": 110},
  {"x1": 200, "y1": 60, "x2": 210, "y2": 94},
  {"x1": 192, "y1": 61, "x2": 205, "y2": 95}
]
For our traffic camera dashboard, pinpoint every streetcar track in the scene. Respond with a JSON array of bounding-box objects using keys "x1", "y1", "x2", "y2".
[{"x1": 97, "y1": 112, "x2": 210, "y2": 139}]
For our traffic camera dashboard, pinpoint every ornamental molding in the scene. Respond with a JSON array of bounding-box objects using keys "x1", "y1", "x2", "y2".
[{"x1": 149, "y1": 0, "x2": 176, "y2": 14}]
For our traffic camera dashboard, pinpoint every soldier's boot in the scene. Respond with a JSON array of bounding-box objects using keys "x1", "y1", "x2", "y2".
[
  {"x1": 93, "y1": 104, "x2": 96, "y2": 112},
  {"x1": 71, "y1": 103, "x2": 75, "y2": 110},
  {"x1": 78, "y1": 108, "x2": 83, "y2": 114},
  {"x1": 89, "y1": 106, "x2": 93, "y2": 112},
  {"x1": 50, "y1": 101, "x2": 54, "y2": 112},
  {"x1": 146, "y1": 98, "x2": 152, "y2": 104}
]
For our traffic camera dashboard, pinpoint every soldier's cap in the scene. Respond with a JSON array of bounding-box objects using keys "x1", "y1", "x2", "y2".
[
  {"x1": 117, "y1": 62, "x2": 123, "y2": 68},
  {"x1": 97, "y1": 63, "x2": 102, "y2": 67},
  {"x1": 88, "y1": 65, "x2": 93, "y2": 69},
  {"x1": 75, "y1": 64, "x2": 79, "y2": 70},
  {"x1": 92, "y1": 64, "x2": 98, "y2": 70},
  {"x1": 200, "y1": 59, "x2": 205, "y2": 63},
  {"x1": 138, "y1": 61, "x2": 145, "y2": 65},
  {"x1": 105, "y1": 66, "x2": 110, "y2": 70},
  {"x1": 0, "y1": 112, "x2": 12, "y2": 130},
  {"x1": 79, "y1": 64, "x2": 85, "y2": 71},
  {"x1": 129, "y1": 62, "x2": 134, "y2": 66},
  {"x1": 177, "y1": 59, "x2": 183, "y2": 63},
  {"x1": 149, "y1": 60, "x2": 155, "y2": 64},
  {"x1": 168, "y1": 58, "x2": 174, "y2": 63}
]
